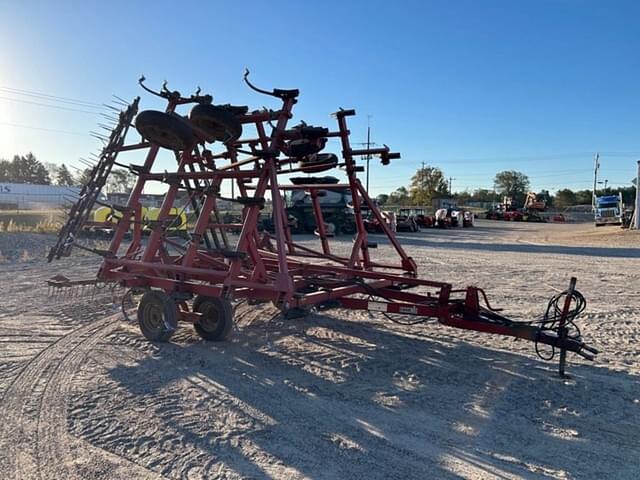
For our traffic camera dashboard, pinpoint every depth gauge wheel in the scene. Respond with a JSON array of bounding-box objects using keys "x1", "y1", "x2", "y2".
[
  {"x1": 136, "y1": 110, "x2": 196, "y2": 151},
  {"x1": 137, "y1": 290, "x2": 178, "y2": 342},
  {"x1": 192, "y1": 296, "x2": 233, "y2": 341}
]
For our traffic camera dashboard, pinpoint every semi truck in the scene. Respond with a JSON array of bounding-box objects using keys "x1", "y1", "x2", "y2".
[{"x1": 594, "y1": 193, "x2": 623, "y2": 227}]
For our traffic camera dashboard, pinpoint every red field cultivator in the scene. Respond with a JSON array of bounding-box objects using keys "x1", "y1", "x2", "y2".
[{"x1": 48, "y1": 72, "x2": 597, "y2": 375}]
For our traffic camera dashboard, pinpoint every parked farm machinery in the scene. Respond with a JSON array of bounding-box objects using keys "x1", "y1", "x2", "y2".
[{"x1": 48, "y1": 72, "x2": 597, "y2": 375}]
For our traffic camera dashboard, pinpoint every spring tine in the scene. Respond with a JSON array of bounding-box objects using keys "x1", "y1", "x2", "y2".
[
  {"x1": 90, "y1": 131, "x2": 108, "y2": 140},
  {"x1": 90, "y1": 134, "x2": 106, "y2": 143},
  {"x1": 112, "y1": 96, "x2": 128, "y2": 106},
  {"x1": 103, "y1": 103, "x2": 121, "y2": 112},
  {"x1": 113, "y1": 94, "x2": 129, "y2": 104},
  {"x1": 79, "y1": 158, "x2": 95, "y2": 168},
  {"x1": 101, "y1": 113, "x2": 119, "y2": 121}
]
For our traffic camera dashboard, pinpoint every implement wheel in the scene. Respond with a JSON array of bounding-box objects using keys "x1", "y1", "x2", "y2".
[
  {"x1": 189, "y1": 104, "x2": 243, "y2": 144},
  {"x1": 137, "y1": 290, "x2": 178, "y2": 342},
  {"x1": 193, "y1": 296, "x2": 233, "y2": 341},
  {"x1": 136, "y1": 110, "x2": 196, "y2": 151}
]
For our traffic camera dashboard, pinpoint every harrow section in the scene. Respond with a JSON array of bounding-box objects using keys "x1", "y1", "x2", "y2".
[{"x1": 50, "y1": 72, "x2": 597, "y2": 375}]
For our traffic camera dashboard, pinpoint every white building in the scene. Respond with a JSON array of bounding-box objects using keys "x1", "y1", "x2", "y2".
[{"x1": 0, "y1": 183, "x2": 81, "y2": 209}]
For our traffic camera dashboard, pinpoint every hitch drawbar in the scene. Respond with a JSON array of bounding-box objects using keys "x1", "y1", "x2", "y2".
[{"x1": 336, "y1": 277, "x2": 598, "y2": 377}]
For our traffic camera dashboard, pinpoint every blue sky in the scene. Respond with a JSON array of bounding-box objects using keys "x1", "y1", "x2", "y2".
[{"x1": 1, "y1": 0, "x2": 639, "y2": 196}]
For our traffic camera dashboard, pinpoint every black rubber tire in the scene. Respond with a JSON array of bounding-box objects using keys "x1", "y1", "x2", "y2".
[
  {"x1": 189, "y1": 104, "x2": 243, "y2": 144},
  {"x1": 192, "y1": 296, "x2": 233, "y2": 341},
  {"x1": 341, "y1": 221, "x2": 356, "y2": 235},
  {"x1": 289, "y1": 139, "x2": 322, "y2": 157},
  {"x1": 299, "y1": 153, "x2": 338, "y2": 173},
  {"x1": 136, "y1": 110, "x2": 196, "y2": 151},
  {"x1": 137, "y1": 290, "x2": 178, "y2": 342}
]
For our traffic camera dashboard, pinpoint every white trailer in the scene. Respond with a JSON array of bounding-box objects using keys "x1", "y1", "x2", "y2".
[{"x1": 0, "y1": 183, "x2": 81, "y2": 210}]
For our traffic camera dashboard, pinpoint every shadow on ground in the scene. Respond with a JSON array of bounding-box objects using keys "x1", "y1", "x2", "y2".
[{"x1": 101, "y1": 312, "x2": 640, "y2": 479}]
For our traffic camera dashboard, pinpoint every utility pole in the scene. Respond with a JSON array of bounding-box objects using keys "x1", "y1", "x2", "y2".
[
  {"x1": 634, "y1": 160, "x2": 640, "y2": 230},
  {"x1": 449, "y1": 176, "x2": 455, "y2": 194},
  {"x1": 366, "y1": 115, "x2": 372, "y2": 193},
  {"x1": 592, "y1": 152, "x2": 600, "y2": 211}
]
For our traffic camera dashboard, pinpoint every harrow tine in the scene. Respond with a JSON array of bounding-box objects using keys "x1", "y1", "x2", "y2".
[
  {"x1": 103, "y1": 103, "x2": 121, "y2": 112},
  {"x1": 101, "y1": 112, "x2": 119, "y2": 121},
  {"x1": 112, "y1": 94, "x2": 129, "y2": 105},
  {"x1": 90, "y1": 132, "x2": 108, "y2": 143}
]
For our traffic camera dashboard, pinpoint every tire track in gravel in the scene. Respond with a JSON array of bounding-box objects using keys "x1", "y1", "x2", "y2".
[{"x1": 0, "y1": 313, "x2": 162, "y2": 480}]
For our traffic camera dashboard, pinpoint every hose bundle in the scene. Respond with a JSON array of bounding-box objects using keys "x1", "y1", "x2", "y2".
[{"x1": 534, "y1": 288, "x2": 587, "y2": 360}]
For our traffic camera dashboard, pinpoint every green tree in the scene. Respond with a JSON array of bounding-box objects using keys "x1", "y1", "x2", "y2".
[
  {"x1": 554, "y1": 188, "x2": 577, "y2": 207},
  {"x1": 537, "y1": 189, "x2": 553, "y2": 207},
  {"x1": 375, "y1": 194, "x2": 389, "y2": 206},
  {"x1": 389, "y1": 186, "x2": 409, "y2": 205},
  {"x1": 454, "y1": 190, "x2": 472, "y2": 205},
  {"x1": 471, "y1": 188, "x2": 498, "y2": 203},
  {"x1": 574, "y1": 189, "x2": 593, "y2": 205},
  {"x1": 494, "y1": 170, "x2": 530, "y2": 205},
  {"x1": 409, "y1": 165, "x2": 448, "y2": 206},
  {"x1": 107, "y1": 168, "x2": 135, "y2": 193},
  {"x1": 6, "y1": 153, "x2": 51, "y2": 184},
  {"x1": 76, "y1": 168, "x2": 94, "y2": 187},
  {"x1": 0, "y1": 159, "x2": 10, "y2": 182},
  {"x1": 55, "y1": 164, "x2": 75, "y2": 186}
]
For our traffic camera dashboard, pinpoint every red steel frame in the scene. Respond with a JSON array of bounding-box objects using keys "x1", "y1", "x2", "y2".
[{"x1": 80, "y1": 80, "x2": 596, "y2": 372}]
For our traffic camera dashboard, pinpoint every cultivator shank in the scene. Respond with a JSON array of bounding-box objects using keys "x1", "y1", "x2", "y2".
[{"x1": 50, "y1": 72, "x2": 597, "y2": 375}]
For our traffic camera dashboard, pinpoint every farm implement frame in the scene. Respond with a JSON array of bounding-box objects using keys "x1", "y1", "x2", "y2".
[{"x1": 49, "y1": 72, "x2": 597, "y2": 375}]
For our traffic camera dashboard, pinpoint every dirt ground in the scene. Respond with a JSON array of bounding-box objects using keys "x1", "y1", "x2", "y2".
[{"x1": 0, "y1": 220, "x2": 638, "y2": 479}]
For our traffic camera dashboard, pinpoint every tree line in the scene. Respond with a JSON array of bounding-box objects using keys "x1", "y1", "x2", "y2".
[
  {"x1": 2, "y1": 153, "x2": 635, "y2": 206},
  {"x1": 376, "y1": 166, "x2": 637, "y2": 208},
  {"x1": 0, "y1": 153, "x2": 135, "y2": 193}
]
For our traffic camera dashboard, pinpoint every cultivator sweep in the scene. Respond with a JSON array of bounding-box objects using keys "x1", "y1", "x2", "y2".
[{"x1": 49, "y1": 72, "x2": 597, "y2": 375}]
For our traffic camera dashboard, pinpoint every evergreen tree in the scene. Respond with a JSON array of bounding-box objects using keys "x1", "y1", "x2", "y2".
[
  {"x1": 55, "y1": 164, "x2": 75, "y2": 186},
  {"x1": 5, "y1": 153, "x2": 51, "y2": 184}
]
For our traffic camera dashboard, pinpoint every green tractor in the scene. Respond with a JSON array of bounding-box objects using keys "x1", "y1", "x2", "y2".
[{"x1": 283, "y1": 176, "x2": 356, "y2": 235}]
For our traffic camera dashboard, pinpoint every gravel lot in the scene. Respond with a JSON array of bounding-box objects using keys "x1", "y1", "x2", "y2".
[{"x1": 0, "y1": 221, "x2": 638, "y2": 479}]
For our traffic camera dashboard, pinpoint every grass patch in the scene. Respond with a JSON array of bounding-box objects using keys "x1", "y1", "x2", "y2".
[{"x1": 0, "y1": 210, "x2": 62, "y2": 233}]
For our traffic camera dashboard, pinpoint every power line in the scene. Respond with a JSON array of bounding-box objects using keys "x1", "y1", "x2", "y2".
[
  {"x1": 0, "y1": 121, "x2": 88, "y2": 136},
  {"x1": 0, "y1": 95, "x2": 102, "y2": 114},
  {"x1": 404, "y1": 152, "x2": 640, "y2": 166},
  {"x1": 0, "y1": 86, "x2": 103, "y2": 108}
]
